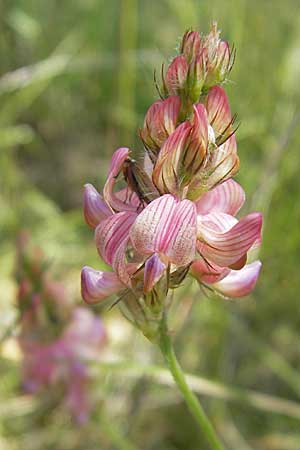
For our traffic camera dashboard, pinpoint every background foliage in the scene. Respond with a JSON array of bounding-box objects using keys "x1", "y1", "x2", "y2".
[{"x1": 1, "y1": 0, "x2": 300, "y2": 449}]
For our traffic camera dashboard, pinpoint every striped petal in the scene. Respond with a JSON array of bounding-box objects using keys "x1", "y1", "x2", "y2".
[
  {"x1": 143, "y1": 253, "x2": 166, "y2": 293},
  {"x1": 211, "y1": 261, "x2": 262, "y2": 298},
  {"x1": 205, "y1": 86, "x2": 232, "y2": 137},
  {"x1": 81, "y1": 266, "x2": 124, "y2": 304},
  {"x1": 141, "y1": 96, "x2": 181, "y2": 153},
  {"x1": 198, "y1": 212, "x2": 262, "y2": 267},
  {"x1": 103, "y1": 147, "x2": 137, "y2": 212},
  {"x1": 95, "y1": 211, "x2": 136, "y2": 265},
  {"x1": 195, "y1": 179, "x2": 245, "y2": 215},
  {"x1": 83, "y1": 183, "x2": 112, "y2": 228},
  {"x1": 130, "y1": 194, "x2": 197, "y2": 266},
  {"x1": 165, "y1": 55, "x2": 189, "y2": 95},
  {"x1": 190, "y1": 257, "x2": 229, "y2": 284},
  {"x1": 181, "y1": 104, "x2": 208, "y2": 181},
  {"x1": 207, "y1": 135, "x2": 239, "y2": 188},
  {"x1": 152, "y1": 122, "x2": 191, "y2": 195}
]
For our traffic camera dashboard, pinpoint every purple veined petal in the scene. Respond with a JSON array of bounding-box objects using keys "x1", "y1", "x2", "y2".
[
  {"x1": 198, "y1": 212, "x2": 262, "y2": 267},
  {"x1": 195, "y1": 179, "x2": 245, "y2": 216},
  {"x1": 190, "y1": 257, "x2": 230, "y2": 284},
  {"x1": 83, "y1": 183, "x2": 112, "y2": 228},
  {"x1": 157, "y1": 96, "x2": 181, "y2": 140},
  {"x1": 111, "y1": 238, "x2": 133, "y2": 287},
  {"x1": 217, "y1": 40, "x2": 231, "y2": 75},
  {"x1": 130, "y1": 195, "x2": 177, "y2": 255},
  {"x1": 130, "y1": 194, "x2": 197, "y2": 266},
  {"x1": 165, "y1": 55, "x2": 189, "y2": 95},
  {"x1": 81, "y1": 266, "x2": 124, "y2": 304},
  {"x1": 141, "y1": 96, "x2": 181, "y2": 151},
  {"x1": 162, "y1": 198, "x2": 197, "y2": 265},
  {"x1": 207, "y1": 134, "x2": 240, "y2": 189},
  {"x1": 152, "y1": 122, "x2": 192, "y2": 194},
  {"x1": 95, "y1": 211, "x2": 137, "y2": 265},
  {"x1": 205, "y1": 86, "x2": 232, "y2": 136},
  {"x1": 198, "y1": 212, "x2": 238, "y2": 232},
  {"x1": 211, "y1": 261, "x2": 262, "y2": 298},
  {"x1": 103, "y1": 147, "x2": 137, "y2": 212},
  {"x1": 114, "y1": 188, "x2": 140, "y2": 208},
  {"x1": 181, "y1": 30, "x2": 202, "y2": 62},
  {"x1": 143, "y1": 253, "x2": 166, "y2": 293},
  {"x1": 180, "y1": 104, "x2": 208, "y2": 177}
]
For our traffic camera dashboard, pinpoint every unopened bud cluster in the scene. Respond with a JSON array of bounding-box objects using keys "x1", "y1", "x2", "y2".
[{"x1": 81, "y1": 24, "x2": 262, "y2": 340}]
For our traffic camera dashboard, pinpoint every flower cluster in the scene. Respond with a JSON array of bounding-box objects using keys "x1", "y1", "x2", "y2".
[
  {"x1": 16, "y1": 232, "x2": 106, "y2": 424},
  {"x1": 81, "y1": 25, "x2": 262, "y2": 339}
]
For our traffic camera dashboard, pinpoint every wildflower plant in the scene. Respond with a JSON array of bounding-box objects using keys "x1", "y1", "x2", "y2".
[
  {"x1": 81, "y1": 23, "x2": 262, "y2": 449},
  {"x1": 15, "y1": 232, "x2": 106, "y2": 424}
]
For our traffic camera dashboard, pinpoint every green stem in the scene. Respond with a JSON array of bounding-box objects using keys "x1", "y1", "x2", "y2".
[{"x1": 158, "y1": 314, "x2": 225, "y2": 450}]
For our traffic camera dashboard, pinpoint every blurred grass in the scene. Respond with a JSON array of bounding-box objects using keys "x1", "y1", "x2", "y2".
[{"x1": 1, "y1": 0, "x2": 300, "y2": 449}]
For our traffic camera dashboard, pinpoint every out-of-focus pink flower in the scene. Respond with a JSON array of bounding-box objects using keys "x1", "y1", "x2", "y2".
[
  {"x1": 16, "y1": 234, "x2": 107, "y2": 423},
  {"x1": 20, "y1": 307, "x2": 106, "y2": 423}
]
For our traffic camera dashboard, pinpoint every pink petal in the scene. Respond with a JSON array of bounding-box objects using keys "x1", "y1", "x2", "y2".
[
  {"x1": 165, "y1": 55, "x2": 189, "y2": 95},
  {"x1": 111, "y1": 239, "x2": 133, "y2": 286},
  {"x1": 211, "y1": 261, "x2": 262, "y2": 298},
  {"x1": 95, "y1": 211, "x2": 136, "y2": 265},
  {"x1": 181, "y1": 30, "x2": 202, "y2": 62},
  {"x1": 114, "y1": 188, "x2": 140, "y2": 208},
  {"x1": 152, "y1": 122, "x2": 191, "y2": 194},
  {"x1": 195, "y1": 179, "x2": 245, "y2": 215},
  {"x1": 217, "y1": 40, "x2": 231, "y2": 74},
  {"x1": 198, "y1": 212, "x2": 262, "y2": 267},
  {"x1": 206, "y1": 134, "x2": 239, "y2": 189},
  {"x1": 143, "y1": 253, "x2": 166, "y2": 293},
  {"x1": 158, "y1": 96, "x2": 181, "y2": 137},
  {"x1": 141, "y1": 96, "x2": 181, "y2": 151},
  {"x1": 163, "y1": 199, "x2": 197, "y2": 265},
  {"x1": 130, "y1": 194, "x2": 197, "y2": 266},
  {"x1": 181, "y1": 104, "x2": 208, "y2": 176},
  {"x1": 205, "y1": 86, "x2": 232, "y2": 136},
  {"x1": 81, "y1": 266, "x2": 124, "y2": 304},
  {"x1": 103, "y1": 148, "x2": 137, "y2": 212},
  {"x1": 190, "y1": 257, "x2": 230, "y2": 284},
  {"x1": 83, "y1": 183, "x2": 112, "y2": 228}
]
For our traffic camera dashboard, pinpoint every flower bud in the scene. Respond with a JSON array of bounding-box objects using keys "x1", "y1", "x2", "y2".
[
  {"x1": 180, "y1": 30, "x2": 202, "y2": 63},
  {"x1": 165, "y1": 55, "x2": 189, "y2": 96},
  {"x1": 187, "y1": 134, "x2": 239, "y2": 200},
  {"x1": 152, "y1": 105, "x2": 208, "y2": 195},
  {"x1": 186, "y1": 54, "x2": 206, "y2": 105},
  {"x1": 140, "y1": 96, "x2": 181, "y2": 160},
  {"x1": 202, "y1": 23, "x2": 234, "y2": 89}
]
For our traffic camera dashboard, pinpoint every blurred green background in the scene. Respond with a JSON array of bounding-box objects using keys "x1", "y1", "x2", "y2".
[{"x1": 1, "y1": 0, "x2": 300, "y2": 449}]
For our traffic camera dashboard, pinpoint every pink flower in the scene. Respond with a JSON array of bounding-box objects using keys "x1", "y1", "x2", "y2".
[
  {"x1": 81, "y1": 23, "x2": 263, "y2": 336},
  {"x1": 20, "y1": 307, "x2": 106, "y2": 423},
  {"x1": 82, "y1": 161, "x2": 262, "y2": 304}
]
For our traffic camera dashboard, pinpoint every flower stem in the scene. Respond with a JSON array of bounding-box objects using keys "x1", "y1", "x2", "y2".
[{"x1": 158, "y1": 314, "x2": 225, "y2": 450}]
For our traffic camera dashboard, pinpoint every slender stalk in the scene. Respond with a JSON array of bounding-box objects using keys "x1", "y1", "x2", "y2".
[{"x1": 158, "y1": 314, "x2": 225, "y2": 450}]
